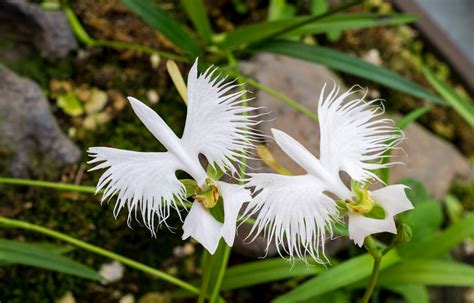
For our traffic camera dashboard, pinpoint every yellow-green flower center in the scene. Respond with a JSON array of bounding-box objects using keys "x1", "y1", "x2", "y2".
[{"x1": 193, "y1": 178, "x2": 219, "y2": 209}]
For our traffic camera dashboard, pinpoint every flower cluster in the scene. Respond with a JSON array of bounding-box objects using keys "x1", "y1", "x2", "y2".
[{"x1": 89, "y1": 60, "x2": 413, "y2": 262}]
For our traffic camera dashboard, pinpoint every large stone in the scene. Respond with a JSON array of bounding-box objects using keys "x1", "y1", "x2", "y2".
[
  {"x1": 390, "y1": 120, "x2": 471, "y2": 199},
  {"x1": 0, "y1": 64, "x2": 81, "y2": 178},
  {"x1": 0, "y1": 0, "x2": 77, "y2": 59}
]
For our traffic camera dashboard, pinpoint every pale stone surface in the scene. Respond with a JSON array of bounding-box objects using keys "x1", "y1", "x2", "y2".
[
  {"x1": 0, "y1": 0, "x2": 77, "y2": 59},
  {"x1": 0, "y1": 65, "x2": 81, "y2": 178}
]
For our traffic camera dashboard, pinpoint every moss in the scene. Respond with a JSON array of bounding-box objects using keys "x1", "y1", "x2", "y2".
[{"x1": 450, "y1": 181, "x2": 474, "y2": 211}]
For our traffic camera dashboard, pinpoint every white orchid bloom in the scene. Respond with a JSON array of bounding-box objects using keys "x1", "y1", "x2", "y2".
[
  {"x1": 88, "y1": 60, "x2": 258, "y2": 254},
  {"x1": 244, "y1": 84, "x2": 413, "y2": 262}
]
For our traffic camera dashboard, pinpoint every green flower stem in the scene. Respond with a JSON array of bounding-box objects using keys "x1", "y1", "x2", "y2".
[
  {"x1": 361, "y1": 236, "x2": 383, "y2": 303},
  {"x1": 0, "y1": 216, "x2": 200, "y2": 295},
  {"x1": 95, "y1": 40, "x2": 188, "y2": 62},
  {"x1": 231, "y1": 72, "x2": 318, "y2": 122},
  {"x1": 63, "y1": 5, "x2": 187, "y2": 62},
  {"x1": 0, "y1": 177, "x2": 97, "y2": 193},
  {"x1": 198, "y1": 251, "x2": 213, "y2": 303}
]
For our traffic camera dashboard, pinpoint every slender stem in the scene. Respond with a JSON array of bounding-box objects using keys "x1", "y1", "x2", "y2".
[
  {"x1": 230, "y1": 72, "x2": 318, "y2": 122},
  {"x1": 0, "y1": 177, "x2": 97, "y2": 193},
  {"x1": 0, "y1": 216, "x2": 200, "y2": 295},
  {"x1": 63, "y1": 5, "x2": 188, "y2": 62},
  {"x1": 361, "y1": 236, "x2": 382, "y2": 303},
  {"x1": 361, "y1": 257, "x2": 381, "y2": 303},
  {"x1": 198, "y1": 251, "x2": 213, "y2": 303},
  {"x1": 95, "y1": 40, "x2": 188, "y2": 62}
]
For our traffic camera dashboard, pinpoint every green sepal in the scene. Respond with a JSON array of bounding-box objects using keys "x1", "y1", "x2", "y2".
[
  {"x1": 364, "y1": 204, "x2": 386, "y2": 220},
  {"x1": 207, "y1": 164, "x2": 224, "y2": 180},
  {"x1": 209, "y1": 197, "x2": 225, "y2": 223}
]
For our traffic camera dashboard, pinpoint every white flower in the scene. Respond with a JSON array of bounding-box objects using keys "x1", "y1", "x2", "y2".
[
  {"x1": 244, "y1": 84, "x2": 413, "y2": 262},
  {"x1": 88, "y1": 59, "x2": 258, "y2": 254}
]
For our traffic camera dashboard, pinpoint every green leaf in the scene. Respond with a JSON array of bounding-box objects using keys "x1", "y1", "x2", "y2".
[
  {"x1": 122, "y1": 0, "x2": 199, "y2": 57},
  {"x1": 268, "y1": 0, "x2": 296, "y2": 21},
  {"x1": 289, "y1": 13, "x2": 417, "y2": 37},
  {"x1": 312, "y1": 0, "x2": 329, "y2": 16},
  {"x1": 221, "y1": 257, "x2": 325, "y2": 291},
  {"x1": 423, "y1": 66, "x2": 474, "y2": 126},
  {"x1": 0, "y1": 239, "x2": 102, "y2": 281},
  {"x1": 405, "y1": 212, "x2": 474, "y2": 258},
  {"x1": 180, "y1": 0, "x2": 213, "y2": 43},
  {"x1": 378, "y1": 259, "x2": 474, "y2": 287},
  {"x1": 219, "y1": 13, "x2": 416, "y2": 50},
  {"x1": 57, "y1": 91, "x2": 83, "y2": 117},
  {"x1": 386, "y1": 284, "x2": 429, "y2": 303},
  {"x1": 272, "y1": 250, "x2": 400, "y2": 302},
  {"x1": 254, "y1": 40, "x2": 445, "y2": 104}
]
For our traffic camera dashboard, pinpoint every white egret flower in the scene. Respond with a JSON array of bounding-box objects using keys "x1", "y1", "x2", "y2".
[
  {"x1": 88, "y1": 60, "x2": 258, "y2": 254},
  {"x1": 244, "y1": 84, "x2": 413, "y2": 262}
]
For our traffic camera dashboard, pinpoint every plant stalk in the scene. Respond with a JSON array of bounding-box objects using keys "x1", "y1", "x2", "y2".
[
  {"x1": 0, "y1": 216, "x2": 200, "y2": 295},
  {"x1": 361, "y1": 236, "x2": 383, "y2": 303}
]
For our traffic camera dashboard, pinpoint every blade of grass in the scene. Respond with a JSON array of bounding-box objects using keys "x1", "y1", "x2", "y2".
[
  {"x1": 253, "y1": 40, "x2": 445, "y2": 104},
  {"x1": 122, "y1": 0, "x2": 199, "y2": 57},
  {"x1": 422, "y1": 66, "x2": 474, "y2": 126},
  {"x1": 180, "y1": 0, "x2": 213, "y2": 43},
  {"x1": 0, "y1": 216, "x2": 200, "y2": 294}
]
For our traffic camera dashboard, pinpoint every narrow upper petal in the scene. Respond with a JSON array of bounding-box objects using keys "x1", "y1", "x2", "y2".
[
  {"x1": 127, "y1": 96, "x2": 207, "y2": 183},
  {"x1": 244, "y1": 173, "x2": 338, "y2": 263},
  {"x1": 88, "y1": 147, "x2": 186, "y2": 235},
  {"x1": 348, "y1": 184, "x2": 413, "y2": 246},
  {"x1": 181, "y1": 59, "x2": 261, "y2": 176},
  {"x1": 127, "y1": 97, "x2": 183, "y2": 156},
  {"x1": 318, "y1": 83, "x2": 402, "y2": 183},
  {"x1": 218, "y1": 182, "x2": 252, "y2": 247},
  {"x1": 182, "y1": 201, "x2": 222, "y2": 254},
  {"x1": 271, "y1": 128, "x2": 351, "y2": 198}
]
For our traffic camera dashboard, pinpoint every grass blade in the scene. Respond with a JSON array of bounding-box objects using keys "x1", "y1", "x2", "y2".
[
  {"x1": 423, "y1": 66, "x2": 474, "y2": 126},
  {"x1": 254, "y1": 40, "x2": 445, "y2": 104},
  {"x1": 180, "y1": 0, "x2": 213, "y2": 43},
  {"x1": 122, "y1": 0, "x2": 199, "y2": 57},
  {"x1": 0, "y1": 239, "x2": 101, "y2": 281}
]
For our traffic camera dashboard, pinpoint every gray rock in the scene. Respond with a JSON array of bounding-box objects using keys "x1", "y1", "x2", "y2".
[
  {"x1": 390, "y1": 121, "x2": 471, "y2": 200},
  {"x1": 0, "y1": 64, "x2": 81, "y2": 178},
  {"x1": 0, "y1": 0, "x2": 77, "y2": 59}
]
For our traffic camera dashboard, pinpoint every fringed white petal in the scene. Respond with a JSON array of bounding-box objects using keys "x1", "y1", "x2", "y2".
[
  {"x1": 88, "y1": 147, "x2": 186, "y2": 236},
  {"x1": 218, "y1": 182, "x2": 252, "y2": 247},
  {"x1": 244, "y1": 174, "x2": 339, "y2": 263},
  {"x1": 318, "y1": 83, "x2": 402, "y2": 183},
  {"x1": 182, "y1": 202, "x2": 222, "y2": 254},
  {"x1": 348, "y1": 185, "x2": 414, "y2": 246},
  {"x1": 181, "y1": 59, "x2": 261, "y2": 176}
]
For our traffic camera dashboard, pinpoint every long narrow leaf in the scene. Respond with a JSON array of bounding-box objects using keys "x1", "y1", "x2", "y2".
[
  {"x1": 0, "y1": 239, "x2": 101, "y2": 281},
  {"x1": 221, "y1": 258, "x2": 325, "y2": 291},
  {"x1": 272, "y1": 250, "x2": 400, "y2": 302},
  {"x1": 404, "y1": 212, "x2": 474, "y2": 258},
  {"x1": 219, "y1": 13, "x2": 416, "y2": 50},
  {"x1": 378, "y1": 259, "x2": 474, "y2": 286},
  {"x1": 423, "y1": 66, "x2": 474, "y2": 126},
  {"x1": 386, "y1": 284, "x2": 429, "y2": 303},
  {"x1": 122, "y1": 0, "x2": 199, "y2": 57},
  {"x1": 254, "y1": 40, "x2": 445, "y2": 104},
  {"x1": 180, "y1": 0, "x2": 213, "y2": 43}
]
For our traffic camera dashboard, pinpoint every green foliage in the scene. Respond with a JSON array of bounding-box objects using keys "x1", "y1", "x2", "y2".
[
  {"x1": 253, "y1": 40, "x2": 445, "y2": 104},
  {"x1": 222, "y1": 258, "x2": 325, "y2": 291},
  {"x1": 122, "y1": 0, "x2": 199, "y2": 57},
  {"x1": 423, "y1": 65, "x2": 474, "y2": 126},
  {"x1": 0, "y1": 239, "x2": 101, "y2": 281},
  {"x1": 386, "y1": 284, "x2": 429, "y2": 303},
  {"x1": 180, "y1": 0, "x2": 213, "y2": 43},
  {"x1": 57, "y1": 91, "x2": 84, "y2": 117}
]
